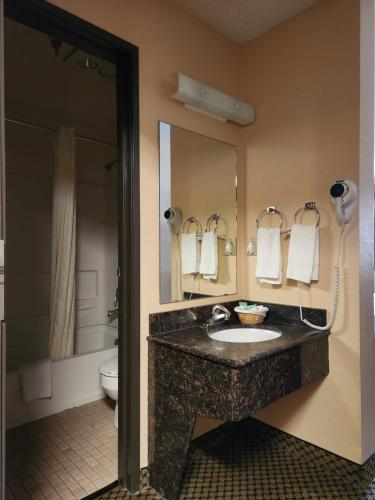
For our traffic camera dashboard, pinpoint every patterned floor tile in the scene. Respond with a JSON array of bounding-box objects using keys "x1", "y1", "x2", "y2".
[
  {"x1": 99, "y1": 418, "x2": 375, "y2": 500},
  {"x1": 6, "y1": 398, "x2": 118, "y2": 499}
]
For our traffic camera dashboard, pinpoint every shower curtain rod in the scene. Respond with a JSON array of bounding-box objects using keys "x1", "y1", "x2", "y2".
[{"x1": 5, "y1": 117, "x2": 116, "y2": 148}]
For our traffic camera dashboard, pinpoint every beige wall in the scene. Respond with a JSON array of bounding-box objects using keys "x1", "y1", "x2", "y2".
[
  {"x1": 240, "y1": 0, "x2": 362, "y2": 463},
  {"x1": 47, "y1": 0, "x2": 371, "y2": 468},
  {"x1": 171, "y1": 126, "x2": 237, "y2": 299},
  {"x1": 48, "y1": 0, "x2": 243, "y2": 467}
]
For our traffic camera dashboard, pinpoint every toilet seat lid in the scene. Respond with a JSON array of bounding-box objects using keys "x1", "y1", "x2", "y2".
[{"x1": 99, "y1": 357, "x2": 118, "y2": 377}]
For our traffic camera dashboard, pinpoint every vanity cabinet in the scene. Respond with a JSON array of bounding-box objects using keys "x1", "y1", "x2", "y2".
[{"x1": 148, "y1": 324, "x2": 329, "y2": 499}]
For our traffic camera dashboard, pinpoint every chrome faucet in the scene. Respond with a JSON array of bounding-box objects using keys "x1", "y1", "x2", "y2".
[{"x1": 204, "y1": 304, "x2": 231, "y2": 327}]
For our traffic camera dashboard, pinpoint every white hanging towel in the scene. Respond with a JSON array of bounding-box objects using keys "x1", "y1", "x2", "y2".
[
  {"x1": 181, "y1": 232, "x2": 199, "y2": 274},
  {"x1": 311, "y1": 229, "x2": 319, "y2": 281},
  {"x1": 18, "y1": 359, "x2": 52, "y2": 403},
  {"x1": 256, "y1": 227, "x2": 282, "y2": 284},
  {"x1": 200, "y1": 231, "x2": 218, "y2": 280},
  {"x1": 287, "y1": 224, "x2": 319, "y2": 284}
]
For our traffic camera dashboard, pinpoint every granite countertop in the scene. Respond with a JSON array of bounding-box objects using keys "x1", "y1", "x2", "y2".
[{"x1": 147, "y1": 322, "x2": 329, "y2": 368}]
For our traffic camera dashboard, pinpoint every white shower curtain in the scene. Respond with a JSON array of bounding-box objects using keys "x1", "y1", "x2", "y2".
[{"x1": 49, "y1": 127, "x2": 76, "y2": 361}]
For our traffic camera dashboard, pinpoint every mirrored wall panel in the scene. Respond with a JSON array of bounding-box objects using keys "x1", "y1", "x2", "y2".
[{"x1": 159, "y1": 122, "x2": 237, "y2": 304}]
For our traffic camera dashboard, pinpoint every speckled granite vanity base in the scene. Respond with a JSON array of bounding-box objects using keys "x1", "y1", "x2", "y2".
[{"x1": 148, "y1": 301, "x2": 329, "y2": 500}]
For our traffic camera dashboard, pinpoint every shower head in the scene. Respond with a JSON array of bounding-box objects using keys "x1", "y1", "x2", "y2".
[
  {"x1": 104, "y1": 159, "x2": 117, "y2": 171},
  {"x1": 50, "y1": 38, "x2": 62, "y2": 56},
  {"x1": 56, "y1": 41, "x2": 116, "y2": 79},
  {"x1": 77, "y1": 56, "x2": 98, "y2": 71}
]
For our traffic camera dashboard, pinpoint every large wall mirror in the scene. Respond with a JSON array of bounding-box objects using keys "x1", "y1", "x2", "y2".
[{"x1": 159, "y1": 122, "x2": 237, "y2": 304}]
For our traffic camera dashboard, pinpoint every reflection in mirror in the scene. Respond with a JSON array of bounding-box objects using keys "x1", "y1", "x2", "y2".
[{"x1": 159, "y1": 122, "x2": 237, "y2": 304}]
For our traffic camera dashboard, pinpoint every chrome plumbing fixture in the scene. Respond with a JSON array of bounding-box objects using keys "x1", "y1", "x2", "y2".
[
  {"x1": 204, "y1": 304, "x2": 231, "y2": 327},
  {"x1": 108, "y1": 287, "x2": 119, "y2": 318},
  {"x1": 107, "y1": 308, "x2": 118, "y2": 318}
]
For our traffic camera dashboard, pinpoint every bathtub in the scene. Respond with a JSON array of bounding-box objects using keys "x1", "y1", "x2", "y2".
[
  {"x1": 6, "y1": 324, "x2": 118, "y2": 429},
  {"x1": 75, "y1": 324, "x2": 117, "y2": 354}
]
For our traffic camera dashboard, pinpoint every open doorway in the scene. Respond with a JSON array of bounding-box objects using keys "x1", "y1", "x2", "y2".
[
  {"x1": 1, "y1": 1, "x2": 140, "y2": 498},
  {"x1": 5, "y1": 17, "x2": 119, "y2": 498}
]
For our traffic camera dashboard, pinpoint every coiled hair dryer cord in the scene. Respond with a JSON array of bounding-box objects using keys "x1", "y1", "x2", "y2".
[{"x1": 298, "y1": 224, "x2": 345, "y2": 331}]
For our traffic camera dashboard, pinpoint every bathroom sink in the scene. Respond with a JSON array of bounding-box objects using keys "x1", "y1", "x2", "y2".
[{"x1": 208, "y1": 328, "x2": 282, "y2": 343}]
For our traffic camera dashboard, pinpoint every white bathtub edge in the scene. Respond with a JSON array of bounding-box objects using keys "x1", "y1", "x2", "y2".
[
  {"x1": 7, "y1": 391, "x2": 106, "y2": 429},
  {"x1": 6, "y1": 346, "x2": 117, "y2": 429}
]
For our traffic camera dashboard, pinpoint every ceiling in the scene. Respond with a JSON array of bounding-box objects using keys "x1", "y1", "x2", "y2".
[{"x1": 173, "y1": 0, "x2": 318, "y2": 44}]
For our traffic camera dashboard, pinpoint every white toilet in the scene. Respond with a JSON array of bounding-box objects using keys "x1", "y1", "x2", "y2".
[{"x1": 99, "y1": 357, "x2": 118, "y2": 428}]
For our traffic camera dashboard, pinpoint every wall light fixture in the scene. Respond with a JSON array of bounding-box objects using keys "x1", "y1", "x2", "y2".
[{"x1": 171, "y1": 73, "x2": 255, "y2": 126}]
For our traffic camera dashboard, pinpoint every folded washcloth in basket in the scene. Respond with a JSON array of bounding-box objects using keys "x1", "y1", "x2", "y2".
[{"x1": 235, "y1": 304, "x2": 269, "y2": 316}]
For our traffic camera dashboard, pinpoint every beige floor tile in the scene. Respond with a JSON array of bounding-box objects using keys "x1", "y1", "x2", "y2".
[{"x1": 6, "y1": 399, "x2": 117, "y2": 499}]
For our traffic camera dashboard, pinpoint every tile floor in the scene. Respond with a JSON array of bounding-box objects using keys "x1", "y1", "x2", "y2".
[
  {"x1": 7, "y1": 405, "x2": 375, "y2": 499},
  {"x1": 100, "y1": 418, "x2": 375, "y2": 500},
  {"x1": 6, "y1": 398, "x2": 118, "y2": 500}
]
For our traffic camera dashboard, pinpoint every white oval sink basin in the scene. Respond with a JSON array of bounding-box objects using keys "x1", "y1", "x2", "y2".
[{"x1": 208, "y1": 328, "x2": 282, "y2": 343}]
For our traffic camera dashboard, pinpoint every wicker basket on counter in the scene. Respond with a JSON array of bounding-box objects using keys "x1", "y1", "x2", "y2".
[{"x1": 234, "y1": 307, "x2": 266, "y2": 325}]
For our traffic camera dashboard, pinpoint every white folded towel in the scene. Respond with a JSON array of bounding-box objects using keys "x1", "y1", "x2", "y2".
[
  {"x1": 287, "y1": 224, "x2": 319, "y2": 284},
  {"x1": 18, "y1": 358, "x2": 52, "y2": 403},
  {"x1": 256, "y1": 227, "x2": 282, "y2": 284},
  {"x1": 312, "y1": 229, "x2": 319, "y2": 281},
  {"x1": 181, "y1": 232, "x2": 199, "y2": 274},
  {"x1": 199, "y1": 231, "x2": 218, "y2": 280}
]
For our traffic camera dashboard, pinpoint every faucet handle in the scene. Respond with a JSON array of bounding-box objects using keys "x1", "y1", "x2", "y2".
[
  {"x1": 212, "y1": 304, "x2": 231, "y2": 320},
  {"x1": 108, "y1": 307, "x2": 119, "y2": 318}
]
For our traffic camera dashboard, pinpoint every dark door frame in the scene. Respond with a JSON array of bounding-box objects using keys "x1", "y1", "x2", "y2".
[{"x1": 3, "y1": 0, "x2": 140, "y2": 493}]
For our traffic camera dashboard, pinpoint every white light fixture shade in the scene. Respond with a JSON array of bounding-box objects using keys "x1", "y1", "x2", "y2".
[{"x1": 171, "y1": 73, "x2": 255, "y2": 126}]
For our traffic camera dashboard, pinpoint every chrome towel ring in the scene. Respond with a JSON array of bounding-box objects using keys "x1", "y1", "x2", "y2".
[
  {"x1": 205, "y1": 213, "x2": 220, "y2": 232},
  {"x1": 256, "y1": 206, "x2": 285, "y2": 230},
  {"x1": 294, "y1": 202, "x2": 320, "y2": 227},
  {"x1": 182, "y1": 216, "x2": 203, "y2": 234}
]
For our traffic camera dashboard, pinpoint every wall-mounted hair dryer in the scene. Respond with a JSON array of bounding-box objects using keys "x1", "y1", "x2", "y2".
[
  {"x1": 164, "y1": 207, "x2": 182, "y2": 234},
  {"x1": 299, "y1": 179, "x2": 358, "y2": 331},
  {"x1": 330, "y1": 179, "x2": 358, "y2": 224}
]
